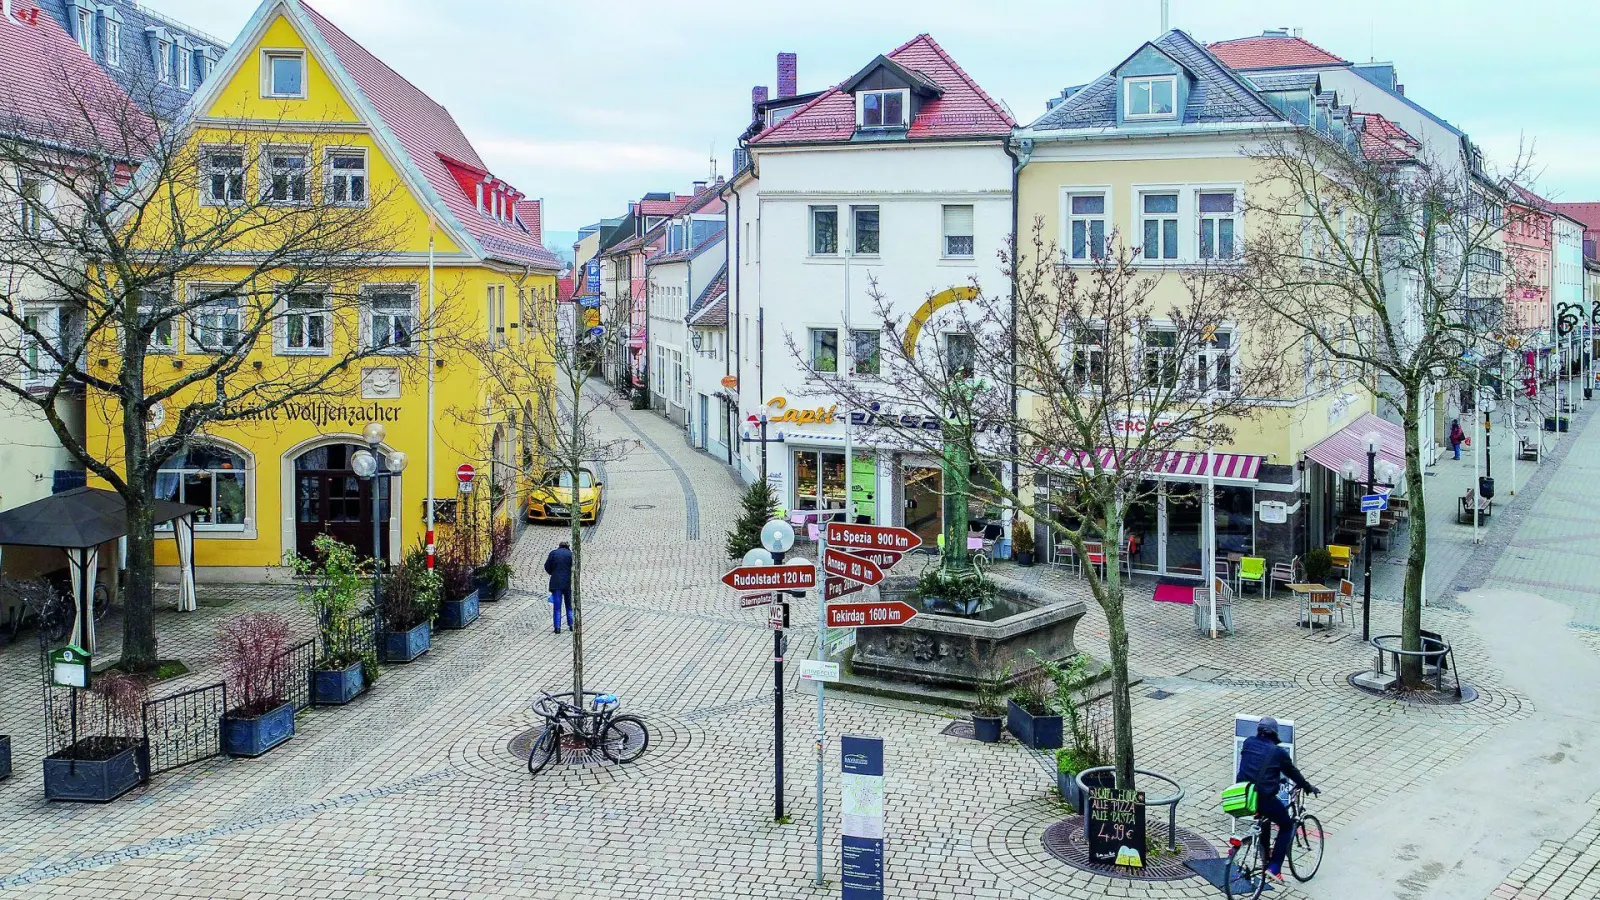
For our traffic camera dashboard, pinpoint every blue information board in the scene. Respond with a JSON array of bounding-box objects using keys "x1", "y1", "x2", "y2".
[{"x1": 840, "y1": 734, "x2": 885, "y2": 900}]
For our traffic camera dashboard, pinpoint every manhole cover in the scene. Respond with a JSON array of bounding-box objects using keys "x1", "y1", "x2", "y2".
[
  {"x1": 1146, "y1": 689, "x2": 1173, "y2": 700},
  {"x1": 1345, "y1": 672, "x2": 1480, "y2": 705},
  {"x1": 630, "y1": 504, "x2": 655, "y2": 510},
  {"x1": 1041, "y1": 815, "x2": 1218, "y2": 881},
  {"x1": 506, "y1": 727, "x2": 606, "y2": 767},
  {"x1": 941, "y1": 720, "x2": 979, "y2": 740},
  {"x1": 1180, "y1": 666, "x2": 1227, "y2": 682}
]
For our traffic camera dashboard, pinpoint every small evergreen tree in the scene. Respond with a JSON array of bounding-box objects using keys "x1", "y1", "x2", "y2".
[{"x1": 726, "y1": 481, "x2": 780, "y2": 561}]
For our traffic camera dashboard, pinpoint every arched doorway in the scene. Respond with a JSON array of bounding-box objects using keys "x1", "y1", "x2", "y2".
[{"x1": 291, "y1": 443, "x2": 393, "y2": 561}]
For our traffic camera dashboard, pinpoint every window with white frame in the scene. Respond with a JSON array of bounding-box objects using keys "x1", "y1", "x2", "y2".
[
  {"x1": 138, "y1": 288, "x2": 176, "y2": 353},
  {"x1": 1192, "y1": 328, "x2": 1233, "y2": 393},
  {"x1": 1142, "y1": 327, "x2": 1179, "y2": 388},
  {"x1": 654, "y1": 344, "x2": 666, "y2": 394},
  {"x1": 21, "y1": 305, "x2": 73, "y2": 384},
  {"x1": 280, "y1": 291, "x2": 328, "y2": 354},
  {"x1": 365, "y1": 287, "x2": 418, "y2": 353},
  {"x1": 265, "y1": 150, "x2": 308, "y2": 204},
  {"x1": 809, "y1": 327, "x2": 838, "y2": 373},
  {"x1": 858, "y1": 89, "x2": 908, "y2": 128},
  {"x1": 177, "y1": 44, "x2": 191, "y2": 89},
  {"x1": 202, "y1": 149, "x2": 245, "y2": 205},
  {"x1": 1067, "y1": 326, "x2": 1105, "y2": 386},
  {"x1": 1124, "y1": 76, "x2": 1176, "y2": 119},
  {"x1": 850, "y1": 329, "x2": 880, "y2": 376},
  {"x1": 852, "y1": 205, "x2": 879, "y2": 255},
  {"x1": 262, "y1": 50, "x2": 305, "y2": 99},
  {"x1": 156, "y1": 40, "x2": 172, "y2": 82},
  {"x1": 326, "y1": 151, "x2": 367, "y2": 205},
  {"x1": 155, "y1": 445, "x2": 247, "y2": 531},
  {"x1": 671, "y1": 348, "x2": 684, "y2": 406},
  {"x1": 942, "y1": 204, "x2": 974, "y2": 258},
  {"x1": 1197, "y1": 191, "x2": 1237, "y2": 260},
  {"x1": 810, "y1": 205, "x2": 838, "y2": 255},
  {"x1": 1066, "y1": 192, "x2": 1107, "y2": 261},
  {"x1": 105, "y1": 21, "x2": 121, "y2": 67},
  {"x1": 189, "y1": 291, "x2": 243, "y2": 352},
  {"x1": 18, "y1": 176, "x2": 43, "y2": 236},
  {"x1": 76, "y1": 9, "x2": 94, "y2": 53},
  {"x1": 944, "y1": 332, "x2": 975, "y2": 379},
  {"x1": 1140, "y1": 192, "x2": 1179, "y2": 261}
]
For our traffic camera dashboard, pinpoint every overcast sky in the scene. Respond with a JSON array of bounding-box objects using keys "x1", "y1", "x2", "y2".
[{"x1": 158, "y1": 0, "x2": 1600, "y2": 236}]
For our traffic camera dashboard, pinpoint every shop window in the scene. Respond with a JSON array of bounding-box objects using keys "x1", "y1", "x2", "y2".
[
  {"x1": 156, "y1": 445, "x2": 248, "y2": 531},
  {"x1": 792, "y1": 449, "x2": 846, "y2": 511}
]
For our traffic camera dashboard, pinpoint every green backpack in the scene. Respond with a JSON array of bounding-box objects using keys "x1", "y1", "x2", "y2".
[{"x1": 1220, "y1": 781, "x2": 1258, "y2": 817}]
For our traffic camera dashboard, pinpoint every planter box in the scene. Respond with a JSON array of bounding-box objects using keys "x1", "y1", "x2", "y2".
[
  {"x1": 0, "y1": 735, "x2": 10, "y2": 781},
  {"x1": 1015, "y1": 550, "x2": 1035, "y2": 568},
  {"x1": 221, "y1": 701, "x2": 296, "y2": 757},
  {"x1": 972, "y1": 714, "x2": 1003, "y2": 743},
  {"x1": 1058, "y1": 770, "x2": 1082, "y2": 808},
  {"x1": 43, "y1": 741, "x2": 145, "y2": 802},
  {"x1": 379, "y1": 620, "x2": 432, "y2": 663},
  {"x1": 473, "y1": 571, "x2": 506, "y2": 602},
  {"x1": 438, "y1": 590, "x2": 480, "y2": 629},
  {"x1": 1545, "y1": 416, "x2": 1571, "y2": 433},
  {"x1": 1006, "y1": 698, "x2": 1064, "y2": 750},
  {"x1": 312, "y1": 660, "x2": 365, "y2": 706}
]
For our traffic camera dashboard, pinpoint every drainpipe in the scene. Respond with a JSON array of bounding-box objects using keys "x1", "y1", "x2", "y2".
[{"x1": 1002, "y1": 136, "x2": 1029, "y2": 548}]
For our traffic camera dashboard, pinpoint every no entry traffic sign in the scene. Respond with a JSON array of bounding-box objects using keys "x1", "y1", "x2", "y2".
[
  {"x1": 825, "y1": 600, "x2": 918, "y2": 629},
  {"x1": 823, "y1": 548, "x2": 884, "y2": 586},
  {"x1": 722, "y1": 564, "x2": 816, "y2": 592},
  {"x1": 456, "y1": 463, "x2": 476, "y2": 483},
  {"x1": 826, "y1": 522, "x2": 922, "y2": 553},
  {"x1": 825, "y1": 577, "x2": 864, "y2": 601}
]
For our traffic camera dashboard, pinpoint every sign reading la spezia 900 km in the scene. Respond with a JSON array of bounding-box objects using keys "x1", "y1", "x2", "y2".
[{"x1": 840, "y1": 734, "x2": 886, "y2": 900}]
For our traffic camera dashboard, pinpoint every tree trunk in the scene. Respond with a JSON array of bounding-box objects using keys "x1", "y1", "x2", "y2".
[
  {"x1": 1399, "y1": 392, "x2": 1427, "y2": 687},
  {"x1": 119, "y1": 488, "x2": 158, "y2": 671},
  {"x1": 1094, "y1": 503, "x2": 1135, "y2": 789},
  {"x1": 568, "y1": 374, "x2": 585, "y2": 703}
]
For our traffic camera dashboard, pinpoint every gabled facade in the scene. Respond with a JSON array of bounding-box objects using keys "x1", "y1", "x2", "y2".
[
  {"x1": 685, "y1": 263, "x2": 732, "y2": 462},
  {"x1": 40, "y1": 0, "x2": 227, "y2": 122},
  {"x1": 1505, "y1": 186, "x2": 1555, "y2": 337},
  {"x1": 85, "y1": 0, "x2": 557, "y2": 577},
  {"x1": 732, "y1": 34, "x2": 1013, "y2": 546},
  {"x1": 646, "y1": 180, "x2": 725, "y2": 427}
]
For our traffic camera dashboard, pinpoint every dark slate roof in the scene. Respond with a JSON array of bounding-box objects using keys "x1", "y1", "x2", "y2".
[
  {"x1": 686, "y1": 263, "x2": 728, "y2": 327},
  {"x1": 650, "y1": 227, "x2": 725, "y2": 264},
  {"x1": 38, "y1": 0, "x2": 226, "y2": 122},
  {"x1": 1243, "y1": 72, "x2": 1321, "y2": 92},
  {"x1": 1030, "y1": 30, "x2": 1282, "y2": 131}
]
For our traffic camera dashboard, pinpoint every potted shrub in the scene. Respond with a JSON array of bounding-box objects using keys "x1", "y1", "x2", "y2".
[
  {"x1": 292, "y1": 535, "x2": 376, "y2": 706},
  {"x1": 475, "y1": 520, "x2": 515, "y2": 602},
  {"x1": 1304, "y1": 547, "x2": 1333, "y2": 585},
  {"x1": 971, "y1": 664, "x2": 1009, "y2": 743},
  {"x1": 435, "y1": 528, "x2": 481, "y2": 630},
  {"x1": 1033, "y1": 652, "x2": 1107, "y2": 810},
  {"x1": 217, "y1": 613, "x2": 296, "y2": 757},
  {"x1": 1013, "y1": 526, "x2": 1036, "y2": 568},
  {"x1": 1005, "y1": 670, "x2": 1063, "y2": 750},
  {"x1": 379, "y1": 548, "x2": 440, "y2": 663},
  {"x1": 43, "y1": 672, "x2": 148, "y2": 802}
]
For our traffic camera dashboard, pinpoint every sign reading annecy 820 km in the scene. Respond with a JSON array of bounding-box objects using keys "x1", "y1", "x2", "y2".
[
  {"x1": 826, "y1": 523, "x2": 922, "y2": 553},
  {"x1": 721, "y1": 564, "x2": 817, "y2": 592}
]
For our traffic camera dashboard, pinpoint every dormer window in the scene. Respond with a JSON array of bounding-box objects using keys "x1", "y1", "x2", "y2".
[
  {"x1": 157, "y1": 40, "x2": 172, "y2": 82},
  {"x1": 75, "y1": 8, "x2": 94, "y2": 54},
  {"x1": 858, "y1": 89, "x2": 908, "y2": 129},
  {"x1": 1124, "y1": 75, "x2": 1176, "y2": 120}
]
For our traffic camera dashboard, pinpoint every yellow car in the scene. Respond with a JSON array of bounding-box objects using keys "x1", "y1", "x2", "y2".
[{"x1": 527, "y1": 467, "x2": 603, "y2": 524}]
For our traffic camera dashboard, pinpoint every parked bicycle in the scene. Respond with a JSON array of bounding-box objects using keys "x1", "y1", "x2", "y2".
[
  {"x1": 1225, "y1": 785, "x2": 1324, "y2": 898},
  {"x1": 2, "y1": 573, "x2": 109, "y2": 646},
  {"x1": 526, "y1": 690, "x2": 649, "y2": 775}
]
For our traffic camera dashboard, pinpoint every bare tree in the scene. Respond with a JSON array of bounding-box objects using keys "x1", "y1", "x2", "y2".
[
  {"x1": 1225, "y1": 127, "x2": 1528, "y2": 687},
  {"x1": 450, "y1": 285, "x2": 633, "y2": 700},
  {"x1": 806, "y1": 223, "x2": 1284, "y2": 787},
  {"x1": 0, "y1": 61, "x2": 435, "y2": 670}
]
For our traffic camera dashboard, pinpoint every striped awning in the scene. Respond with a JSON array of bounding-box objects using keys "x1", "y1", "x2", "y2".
[
  {"x1": 1304, "y1": 413, "x2": 1405, "y2": 479},
  {"x1": 1032, "y1": 447, "x2": 1263, "y2": 484}
]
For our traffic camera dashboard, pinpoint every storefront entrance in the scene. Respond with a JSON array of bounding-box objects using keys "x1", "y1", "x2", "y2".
[
  {"x1": 904, "y1": 466, "x2": 942, "y2": 551},
  {"x1": 293, "y1": 444, "x2": 390, "y2": 561}
]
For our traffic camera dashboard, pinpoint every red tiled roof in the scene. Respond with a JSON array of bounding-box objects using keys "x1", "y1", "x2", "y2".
[
  {"x1": 515, "y1": 199, "x2": 541, "y2": 244},
  {"x1": 639, "y1": 195, "x2": 687, "y2": 216},
  {"x1": 299, "y1": 2, "x2": 558, "y2": 270},
  {"x1": 1553, "y1": 203, "x2": 1600, "y2": 240},
  {"x1": 556, "y1": 275, "x2": 574, "y2": 302},
  {"x1": 0, "y1": 1, "x2": 151, "y2": 157},
  {"x1": 1208, "y1": 35, "x2": 1347, "y2": 70},
  {"x1": 752, "y1": 34, "x2": 1014, "y2": 146},
  {"x1": 1357, "y1": 112, "x2": 1419, "y2": 162}
]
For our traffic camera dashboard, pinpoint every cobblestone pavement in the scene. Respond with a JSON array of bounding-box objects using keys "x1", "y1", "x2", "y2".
[{"x1": 0, "y1": 395, "x2": 1595, "y2": 899}]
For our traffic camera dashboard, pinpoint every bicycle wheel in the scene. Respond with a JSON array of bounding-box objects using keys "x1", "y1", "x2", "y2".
[
  {"x1": 92, "y1": 583, "x2": 111, "y2": 622},
  {"x1": 526, "y1": 724, "x2": 559, "y2": 775},
  {"x1": 1225, "y1": 834, "x2": 1267, "y2": 900},
  {"x1": 600, "y1": 715, "x2": 649, "y2": 764},
  {"x1": 1288, "y1": 813, "x2": 1325, "y2": 882}
]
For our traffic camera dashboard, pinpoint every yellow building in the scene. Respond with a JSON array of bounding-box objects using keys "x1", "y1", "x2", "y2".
[
  {"x1": 85, "y1": 0, "x2": 558, "y2": 579},
  {"x1": 1012, "y1": 30, "x2": 1402, "y2": 574}
]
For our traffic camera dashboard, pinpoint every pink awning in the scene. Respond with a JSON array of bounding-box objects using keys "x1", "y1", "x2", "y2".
[
  {"x1": 1032, "y1": 447, "x2": 1263, "y2": 484},
  {"x1": 1304, "y1": 413, "x2": 1405, "y2": 478}
]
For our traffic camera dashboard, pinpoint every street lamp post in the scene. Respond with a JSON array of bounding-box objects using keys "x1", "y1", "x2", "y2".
[
  {"x1": 755, "y1": 519, "x2": 795, "y2": 823},
  {"x1": 351, "y1": 423, "x2": 407, "y2": 610},
  {"x1": 1363, "y1": 433, "x2": 1379, "y2": 642}
]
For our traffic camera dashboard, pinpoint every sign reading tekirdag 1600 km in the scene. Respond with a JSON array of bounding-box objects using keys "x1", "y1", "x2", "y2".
[
  {"x1": 825, "y1": 600, "x2": 919, "y2": 629},
  {"x1": 721, "y1": 564, "x2": 817, "y2": 592},
  {"x1": 826, "y1": 522, "x2": 922, "y2": 554}
]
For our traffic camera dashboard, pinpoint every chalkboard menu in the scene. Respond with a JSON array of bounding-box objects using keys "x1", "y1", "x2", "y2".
[{"x1": 1086, "y1": 787, "x2": 1147, "y2": 869}]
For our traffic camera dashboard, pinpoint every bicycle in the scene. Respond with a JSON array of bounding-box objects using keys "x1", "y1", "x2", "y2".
[
  {"x1": 1225, "y1": 785, "x2": 1324, "y2": 899},
  {"x1": 526, "y1": 690, "x2": 650, "y2": 775}
]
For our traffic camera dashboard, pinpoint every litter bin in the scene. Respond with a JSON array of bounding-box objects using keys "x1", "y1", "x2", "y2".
[{"x1": 1478, "y1": 476, "x2": 1495, "y2": 500}]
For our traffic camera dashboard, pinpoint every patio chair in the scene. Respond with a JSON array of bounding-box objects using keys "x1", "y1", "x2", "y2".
[
  {"x1": 1307, "y1": 591, "x2": 1336, "y2": 632},
  {"x1": 807, "y1": 522, "x2": 821, "y2": 543},
  {"x1": 1270, "y1": 557, "x2": 1298, "y2": 595},
  {"x1": 1238, "y1": 557, "x2": 1267, "y2": 597},
  {"x1": 1051, "y1": 539, "x2": 1077, "y2": 573},
  {"x1": 1082, "y1": 540, "x2": 1107, "y2": 578},
  {"x1": 1120, "y1": 536, "x2": 1138, "y2": 579},
  {"x1": 1214, "y1": 558, "x2": 1234, "y2": 593},
  {"x1": 1337, "y1": 579, "x2": 1356, "y2": 626},
  {"x1": 1326, "y1": 544, "x2": 1354, "y2": 580},
  {"x1": 1196, "y1": 579, "x2": 1236, "y2": 635}
]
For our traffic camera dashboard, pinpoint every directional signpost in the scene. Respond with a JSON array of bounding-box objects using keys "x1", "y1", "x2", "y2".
[
  {"x1": 825, "y1": 577, "x2": 864, "y2": 602},
  {"x1": 826, "y1": 522, "x2": 922, "y2": 554},
  {"x1": 823, "y1": 548, "x2": 885, "y2": 587},
  {"x1": 1359, "y1": 493, "x2": 1388, "y2": 513},
  {"x1": 851, "y1": 549, "x2": 903, "y2": 571},
  {"x1": 825, "y1": 600, "x2": 919, "y2": 629},
  {"x1": 722, "y1": 564, "x2": 816, "y2": 592},
  {"x1": 739, "y1": 592, "x2": 776, "y2": 609}
]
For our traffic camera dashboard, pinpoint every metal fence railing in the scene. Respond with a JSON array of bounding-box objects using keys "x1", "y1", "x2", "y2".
[
  {"x1": 141, "y1": 682, "x2": 227, "y2": 776},
  {"x1": 276, "y1": 638, "x2": 316, "y2": 712}
]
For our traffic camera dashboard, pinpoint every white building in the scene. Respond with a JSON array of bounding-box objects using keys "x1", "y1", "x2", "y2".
[
  {"x1": 685, "y1": 264, "x2": 733, "y2": 463},
  {"x1": 647, "y1": 184, "x2": 725, "y2": 427},
  {"x1": 726, "y1": 34, "x2": 1014, "y2": 548}
]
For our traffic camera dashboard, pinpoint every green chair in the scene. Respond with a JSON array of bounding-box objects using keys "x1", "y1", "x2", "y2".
[{"x1": 1237, "y1": 556, "x2": 1267, "y2": 597}]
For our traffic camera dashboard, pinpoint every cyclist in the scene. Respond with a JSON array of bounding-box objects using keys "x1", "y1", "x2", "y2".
[{"x1": 1236, "y1": 716, "x2": 1319, "y2": 883}]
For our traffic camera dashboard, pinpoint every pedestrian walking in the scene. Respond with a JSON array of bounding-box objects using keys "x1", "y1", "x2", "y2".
[
  {"x1": 1449, "y1": 419, "x2": 1465, "y2": 460},
  {"x1": 545, "y1": 541, "x2": 574, "y2": 634}
]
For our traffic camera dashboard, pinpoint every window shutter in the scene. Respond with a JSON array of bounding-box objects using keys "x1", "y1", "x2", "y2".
[{"x1": 943, "y1": 204, "x2": 974, "y2": 237}]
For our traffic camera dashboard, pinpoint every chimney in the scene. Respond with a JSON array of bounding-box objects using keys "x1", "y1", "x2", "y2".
[
  {"x1": 752, "y1": 85, "x2": 769, "y2": 106},
  {"x1": 777, "y1": 52, "x2": 797, "y2": 99},
  {"x1": 693, "y1": 180, "x2": 707, "y2": 193}
]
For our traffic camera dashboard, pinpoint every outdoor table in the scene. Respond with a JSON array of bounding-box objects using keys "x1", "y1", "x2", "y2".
[{"x1": 1286, "y1": 583, "x2": 1335, "y2": 627}]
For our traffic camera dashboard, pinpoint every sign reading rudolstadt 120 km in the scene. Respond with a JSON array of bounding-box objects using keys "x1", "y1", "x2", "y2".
[
  {"x1": 722, "y1": 564, "x2": 816, "y2": 592},
  {"x1": 825, "y1": 600, "x2": 919, "y2": 629},
  {"x1": 826, "y1": 523, "x2": 922, "y2": 554}
]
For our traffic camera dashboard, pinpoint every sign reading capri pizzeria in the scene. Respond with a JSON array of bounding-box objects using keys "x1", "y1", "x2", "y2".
[
  {"x1": 240, "y1": 401, "x2": 401, "y2": 428},
  {"x1": 766, "y1": 397, "x2": 837, "y2": 425}
]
